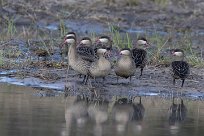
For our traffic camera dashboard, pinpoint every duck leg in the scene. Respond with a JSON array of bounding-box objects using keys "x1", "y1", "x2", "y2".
[
  {"x1": 84, "y1": 75, "x2": 89, "y2": 85},
  {"x1": 82, "y1": 75, "x2": 86, "y2": 83},
  {"x1": 94, "y1": 77, "x2": 97, "y2": 83},
  {"x1": 129, "y1": 76, "x2": 132, "y2": 83},
  {"x1": 102, "y1": 77, "x2": 105, "y2": 83},
  {"x1": 139, "y1": 96, "x2": 141, "y2": 104},
  {"x1": 140, "y1": 68, "x2": 143, "y2": 77},
  {"x1": 181, "y1": 79, "x2": 185, "y2": 87},
  {"x1": 173, "y1": 78, "x2": 175, "y2": 86}
]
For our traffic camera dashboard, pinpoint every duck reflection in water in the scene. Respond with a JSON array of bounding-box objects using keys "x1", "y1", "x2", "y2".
[
  {"x1": 112, "y1": 97, "x2": 145, "y2": 133},
  {"x1": 64, "y1": 95, "x2": 89, "y2": 135},
  {"x1": 88, "y1": 96, "x2": 109, "y2": 136},
  {"x1": 168, "y1": 97, "x2": 187, "y2": 134}
]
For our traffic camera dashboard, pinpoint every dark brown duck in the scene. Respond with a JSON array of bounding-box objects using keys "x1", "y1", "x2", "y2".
[
  {"x1": 132, "y1": 37, "x2": 150, "y2": 76},
  {"x1": 95, "y1": 35, "x2": 112, "y2": 50},
  {"x1": 94, "y1": 35, "x2": 112, "y2": 53},
  {"x1": 170, "y1": 49, "x2": 190, "y2": 87},
  {"x1": 77, "y1": 37, "x2": 95, "y2": 62}
]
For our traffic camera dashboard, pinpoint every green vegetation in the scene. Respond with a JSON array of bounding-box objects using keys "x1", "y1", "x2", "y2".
[
  {"x1": 59, "y1": 19, "x2": 68, "y2": 38},
  {"x1": 108, "y1": 24, "x2": 204, "y2": 68},
  {"x1": 109, "y1": 24, "x2": 133, "y2": 49},
  {"x1": 0, "y1": 50, "x2": 3, "y2": 66},
  {"x1": 152, "y1": 0, "x2": 169, "y2": 7},
  {"x1": 0, "y1": 19, "x2": 203, "y2": 70},
  {"x1": 0, "y1": 0, "x2": 5, "y2": 6},
  {"x1": 126, "y1": 0, "x2": 139, "y2": 6},
  {"x1": 147, "y1": 31, "x2": 170, "y2": 66},
  {"x1": 6, "y1": 17, "x2": 17, "y2": 39}
]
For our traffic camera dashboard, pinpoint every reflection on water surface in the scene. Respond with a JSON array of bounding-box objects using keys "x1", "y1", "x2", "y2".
[{"x1": 0, "y1": 83, "x2": 204, "y2": 136}]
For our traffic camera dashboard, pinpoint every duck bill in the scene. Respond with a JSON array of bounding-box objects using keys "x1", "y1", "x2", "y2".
[
  {"x1": 78, "y1": 42, "x2": 85, "y2": 47},
  {"x1": 170, "y1": 50, "x2": 176, "y2": 56},
  {"x1": 144, "y1": 42, "x2": 151, "y2": 49},
  {"x1": 104, "y1": 50, "x2": 112, "y2": 58},
  {"x1": 59, "y1": 39, "x2": 68, "y2": 48},
  {"x1": 95, "y1": 38, "x2": 102, "y2": 44}
]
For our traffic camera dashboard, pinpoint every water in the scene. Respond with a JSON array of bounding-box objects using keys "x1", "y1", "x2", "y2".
[{"x1": 1, "y1": 83, "x2": 204, "y2": 136}]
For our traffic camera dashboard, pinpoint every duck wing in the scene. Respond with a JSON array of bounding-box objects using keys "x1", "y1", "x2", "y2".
[
  {"x1": 77, "y1": 46, "x2": 95, "y2": 62},
  {"x1": 94, "y1": 43, "x2": 112, "y2": 51},
  {"x1": 171, "y1": 61, "x2": 190, "y2": 79},
  {"x1": 132, "y1": 48, "x2": 147, "y2": 67}
]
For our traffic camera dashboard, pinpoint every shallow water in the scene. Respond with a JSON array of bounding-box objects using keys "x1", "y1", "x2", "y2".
[{"x1": 1, "y1": 83, "x2": 204, "y2": 136}]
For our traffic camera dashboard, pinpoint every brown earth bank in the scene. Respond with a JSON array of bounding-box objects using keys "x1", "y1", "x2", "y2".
[{"x1": 1, "y1": 63, "x2": 204, "y2": 100}]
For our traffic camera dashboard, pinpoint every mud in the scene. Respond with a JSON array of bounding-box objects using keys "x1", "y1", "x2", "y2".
[
  {"x1": 1, "y1": 64, "x2": 204, "y2": 100},
  {"x1": 1, "y1": 0, "x2": 204, "y2": 33}
]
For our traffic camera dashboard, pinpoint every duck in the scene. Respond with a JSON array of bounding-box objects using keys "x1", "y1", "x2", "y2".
[
  {"x1": 132, "y1": 37, "x2": 150, "y2": 77},
  {"x1": 77, "y1": 37, "x2": 95, "y2": 62},
  {"x1": 60, "y1": 32, "x2": 77, "y2": 57},
  {"x1": 114, "y1": 48, "x2": 136, "y2": 83},
  {"x1": 88, "y1": 48, "x2": 111, "y2": 82},
  {"x1": 95, "y1": 35, "x2": 112, "y2": 51},
  {"x1": 170, "y1": 49, "x2": 190, "y2": 87},
  {"x1": 64, "y1": 36, "x2": 91, "y2": 84}
]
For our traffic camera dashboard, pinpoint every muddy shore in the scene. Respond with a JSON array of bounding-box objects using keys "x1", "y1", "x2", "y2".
[{"x1": 1, "y1": 64, "x2": 204, "y2": 100}]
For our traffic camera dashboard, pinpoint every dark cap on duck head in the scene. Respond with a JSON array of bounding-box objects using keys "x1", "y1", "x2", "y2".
[
  {"x1": 80, "y1": 37, "x2": 92, "y2": 45},
  {"x1": 120, "y1": 48, "x2": 131, "y2": 55},
  {"x1": 65, "y1": 32, "x2": 76, "y2": 38},
  {"x1": 64, "y1": 36, "x2": 76, "y2": 44},
  {"x1": 138, "y1": 36, "x2": 147, "y2": 41},
  {"x1": 137, "y1": 36, "x2": 150, "y2": 47},
  {"x1": 81, "y1": 37, "x2": 92, "y2": 41},
  {"x1": 99, "y1": 35, "x2": 111, "y2": 40},
  {"x1": 96, "y1": 35, "x2": 112, "y2": 43}
]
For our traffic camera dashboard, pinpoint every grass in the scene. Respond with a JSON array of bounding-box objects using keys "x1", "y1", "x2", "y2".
[
  {"x1": 0, "y1": 0, "x2": 5, "y2": 6},
  {"x1": 108, "y1": 23, "x2": 204, "y2": 68},
  {"x1": 109, "y1": 24, "x2": 133, "y2": 49},
  {"x1": 147, "y1": 31, "x2": 170, "y2": 66},
  {"x1": 126, "y1": 0, "x2": 139, "y2": 6},
  {"x1": 59, "y1": 19, "x2": 68, "y2": 38},
  {"x1": 152, "y1": 0, "x2": 169, "y2": 7},
  {"x1": 151, "y1": 30, "x2": 204, "y2": 67},
  {"x1": 0, "y1": 18, "x2": 203, "y2": 69},
  {"x1": 6, "y1": 17, "x2": 17, "y2": 39},
  {"x1": 0, "y1": 50, "x2": 3, "y2": 66},
  {"x1": 187, "y1": 55, "x2": 204, "y2": 68}
]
